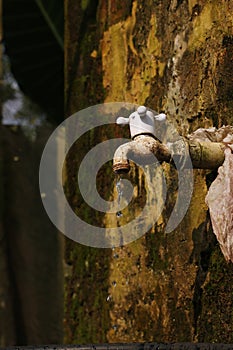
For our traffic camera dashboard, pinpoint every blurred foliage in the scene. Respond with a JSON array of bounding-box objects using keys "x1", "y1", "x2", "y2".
[{"x1": 3, "y1": 0, "x2": 64, "y2": 122}]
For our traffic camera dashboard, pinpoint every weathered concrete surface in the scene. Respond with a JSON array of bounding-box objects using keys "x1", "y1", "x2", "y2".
[{"x1": 65, "y1": 0, "x2": 233, "y2": 344}]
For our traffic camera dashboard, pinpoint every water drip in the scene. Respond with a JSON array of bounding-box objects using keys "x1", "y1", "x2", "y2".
[
  {"x1": 106, "y1": 295, "x2": 112, "y2": 302},
  {"x1": 116, "y1": 175, "x2": 123, "y2": 218}
]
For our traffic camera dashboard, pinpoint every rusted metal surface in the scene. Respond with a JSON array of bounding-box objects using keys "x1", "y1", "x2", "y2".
[
  {"x1": 188, "y1": 141, "x2": 225, "y2": 169},
  {"x1": 113, "y1": 135, "x2": 171, "y2": 174}
]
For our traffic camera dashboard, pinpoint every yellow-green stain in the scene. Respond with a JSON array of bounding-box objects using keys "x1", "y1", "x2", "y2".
[
  {"x1": 81, "y1": 0, "x2": 89, "y2": 11},
  {"x1": 189, "y1": 4, "x2": 214, "y2": 49}
]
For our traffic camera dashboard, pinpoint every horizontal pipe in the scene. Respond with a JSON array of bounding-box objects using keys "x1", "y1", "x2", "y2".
[
  {"x1": 188, "y1": 140, "x2": 225, "y2": 169},
  {"x1": 113, "y1": 135, "x2": 227, "y2": 173}
]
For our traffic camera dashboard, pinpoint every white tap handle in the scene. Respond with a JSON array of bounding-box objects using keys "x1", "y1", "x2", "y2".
[
  {"x1": 116, "y1": 117, "x2": 129, "y2": 125},
  {"x1": 154, "y1": 113, "x2": 166, "y2": 122},
  {"x1": 116, "y1": 106, "x2": 166, "y2": 138}
]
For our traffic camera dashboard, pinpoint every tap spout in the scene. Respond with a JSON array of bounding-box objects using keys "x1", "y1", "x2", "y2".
[{"x1": 113, "y1": 135, "x2": 171, "y2": 174}]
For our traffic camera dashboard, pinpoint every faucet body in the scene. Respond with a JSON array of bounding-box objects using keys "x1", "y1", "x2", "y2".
[
  {"x1": 113, "y1": 106, "x2": 168, "y2": 173},
  {"x1": 113, "y1": 106, "x2": 228, "y2": 174},
  {"x1": 113, "y1": 134, "x2": 171, "y2": 173}
]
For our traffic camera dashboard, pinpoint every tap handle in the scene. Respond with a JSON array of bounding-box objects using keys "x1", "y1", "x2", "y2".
[
  {"x1": 154, "y1": 113, "x2": 166, "y2": 122},
  {"x1": 116, "y1": 116, "x2": 129, "y2": 125}
]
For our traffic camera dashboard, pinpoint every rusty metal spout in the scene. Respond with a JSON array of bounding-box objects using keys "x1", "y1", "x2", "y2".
[
  {"x1": 112, "y1": 159, "x2": 130, "y2": 174},
  {"x1": 112, "y1": 135, "x2": 171, "y2": 174}
]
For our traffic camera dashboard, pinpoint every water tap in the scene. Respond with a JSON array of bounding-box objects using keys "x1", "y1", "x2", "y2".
[{"x1": 113, "y1": 106, "x2": 169, "y2": 174}]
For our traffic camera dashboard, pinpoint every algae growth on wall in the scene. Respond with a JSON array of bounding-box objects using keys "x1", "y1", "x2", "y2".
[{"x1": 64, "y1": 0, "x2": 233, "y2": 344}]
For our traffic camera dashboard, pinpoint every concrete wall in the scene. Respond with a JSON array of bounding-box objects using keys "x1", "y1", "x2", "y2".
[{"x1": 64, "y1": 0, "x2": 233, "y2": 344}]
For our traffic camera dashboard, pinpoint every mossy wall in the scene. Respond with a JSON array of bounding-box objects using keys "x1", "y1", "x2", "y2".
[{"x1": 65, "y1": 0, "x2": 233, "y2": 344}]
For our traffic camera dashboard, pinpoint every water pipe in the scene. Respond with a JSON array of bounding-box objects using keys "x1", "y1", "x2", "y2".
[{"x1": 113, "y1": 106, "x2": 226, "y2": 174}]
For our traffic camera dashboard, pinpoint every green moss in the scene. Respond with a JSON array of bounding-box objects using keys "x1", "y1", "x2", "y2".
[
  {"x1": 67, "y1": 20, "x2": 105, "y2": 113},
  {"x1": 188, "y1": 3, "x2": 214, "y2": 50},
  {"x1": 81, "y1": 0, "x2": 89, "y2": 11},
  {"x1": 64, "y1": 242, "x2": 111, "y2": 343},
  {"x1": 146, "y1": 230, "x2": 169, "y2": 271},
  {"x1": 64, "y1": 116, "x2": 115, "y2": 344}
]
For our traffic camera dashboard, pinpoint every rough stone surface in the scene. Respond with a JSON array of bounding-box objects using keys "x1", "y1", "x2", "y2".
[{"x1": 65, "y1": 0, "x2": 233, "y2": 344}]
